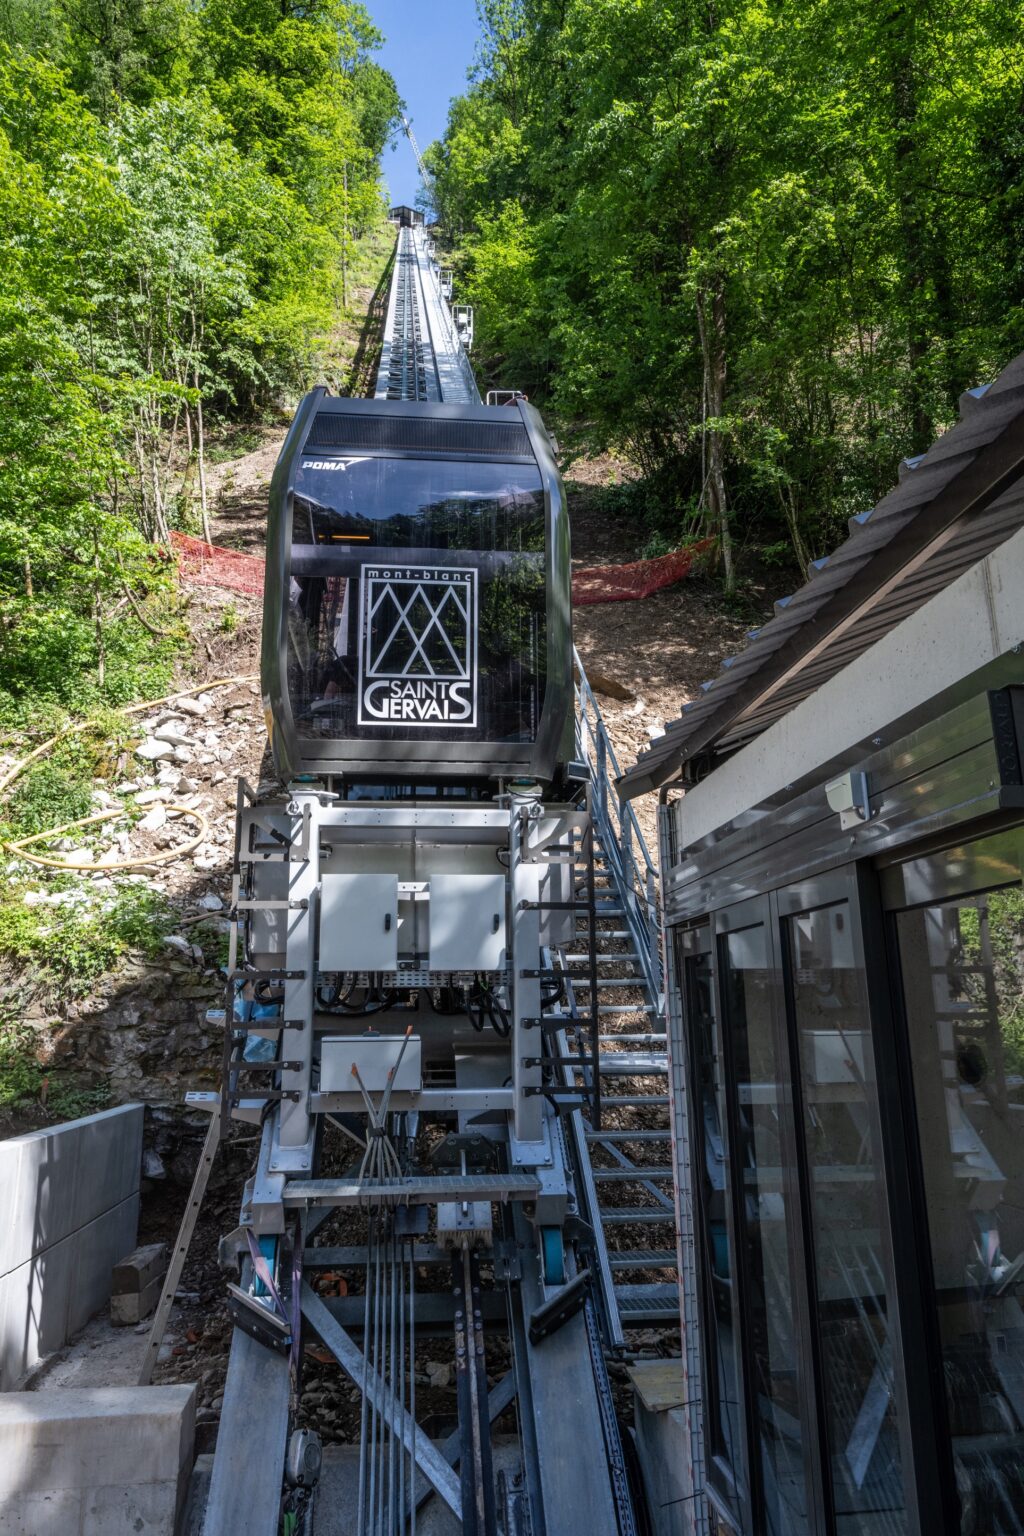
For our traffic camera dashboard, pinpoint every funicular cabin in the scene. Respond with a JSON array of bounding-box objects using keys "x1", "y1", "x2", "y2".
[
  {"x1": 621, "y1": 352, "x2": 1024, "y2": 1536},
  {"x1": 388, "y1": 204, "x2": 424, "y2": 228}
]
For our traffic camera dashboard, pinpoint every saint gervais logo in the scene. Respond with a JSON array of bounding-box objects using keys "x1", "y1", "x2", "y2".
[{"x1": 357, "y1": 564, "x2": 477, "y2": 728}]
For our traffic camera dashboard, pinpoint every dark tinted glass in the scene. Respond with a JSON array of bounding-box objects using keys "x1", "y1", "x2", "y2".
[
  {"x1": 285, "y1": 457, "x2": 546, "y2": 745},
  {"x1": 721, "y1": 923, "x2": 811, "y2": 1536},
  {"x1": 786, "y1": 904, "x2": 907, "y2": 1536},
  {"x1": 685, "y1": 946, "x2": 745, "y2": 1515},
  {"x1": 897, "y1": 884, "x2": 1024, "y2": 1532}
]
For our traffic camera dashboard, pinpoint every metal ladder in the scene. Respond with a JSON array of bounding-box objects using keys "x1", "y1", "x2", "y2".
[{"x1": 562, "y1": 652, "x2": 678, "y2": 1350}]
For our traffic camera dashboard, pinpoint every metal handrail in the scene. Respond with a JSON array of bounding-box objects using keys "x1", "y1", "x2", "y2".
[{"x1": 573, "y1": 647, "x2": 663, "y2": 1005}]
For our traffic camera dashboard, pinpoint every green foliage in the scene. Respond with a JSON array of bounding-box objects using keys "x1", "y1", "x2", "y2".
[
  {"x1": 0, "y1": 1016, "x2": 111, "y2": 1118},
  {"x1": 433, "y1": 0, "x2": 1024, "y2": 587},
  {"x1": 0, "y1": 1018, "x2": 46, "y2": 1109},
  {"x1": 0, "y1": 883, "x2": 175, "y2": 994},
  {"x1": 1, "y1": 713, "x2": 135, "y2": 839},
  {"x1": 0, "y1": 7, "x2": 399, "y2": 711},
  {"x1": 958, "y1": 889, "x2": 1024, "y2": 1075},
  {"x1": 6, "y1": 764, "x2": 93, "y2": 839},
  {"x1": 220, "y1": 601, "x2": 240, "y2": 633}
]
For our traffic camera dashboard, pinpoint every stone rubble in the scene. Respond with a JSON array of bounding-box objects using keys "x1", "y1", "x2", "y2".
[{"x1": 135, "y1": 737, "x2": 175, "y2": 762}]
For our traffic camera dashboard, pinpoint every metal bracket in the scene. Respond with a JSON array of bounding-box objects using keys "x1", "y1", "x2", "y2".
[
  {"x1": 528, "y1": 1267, "x2": 591, "y2": 1344},
  {"x1": 825, "y1": 769, "x2": 873, "y2": 829}
]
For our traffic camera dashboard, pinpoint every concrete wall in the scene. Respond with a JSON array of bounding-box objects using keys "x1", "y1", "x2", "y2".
[
  {"x1": 0, "y1": 1384, "x2": 195, "y2": 1535},
  {"x1": 0, "y1": 1104, "x2": 143, "y2": 1388}
]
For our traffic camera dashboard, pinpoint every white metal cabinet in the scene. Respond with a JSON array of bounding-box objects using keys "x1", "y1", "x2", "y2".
[
  {"x1": 319, "y1": 872, "x2": 398, "y2": 971},
  {"x1": 429, "y1": 873, "x2": 507, "y2": 971}
]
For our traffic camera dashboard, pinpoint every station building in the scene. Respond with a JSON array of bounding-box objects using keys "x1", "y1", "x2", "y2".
[{"x1": 621, "y1": 352, "x2": 1024, "y2": 1536}]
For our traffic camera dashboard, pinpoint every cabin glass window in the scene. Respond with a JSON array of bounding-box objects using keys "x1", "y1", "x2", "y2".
[
  {"x1": 895, "y1": 881, "x2": 1024, "y2": 1530},
  {"x1": 720, "y1": 922, "x2": 811, "y2": 1536},
  {"x1": 785, "y1": 904, "x2": 908, "y2": 1535},
  {"x1": 286, "y1": 457, "x2": 546, "y2": 745},
  {"x1": 684, "y1": 943, "x2": 745, "y2": 1513}
]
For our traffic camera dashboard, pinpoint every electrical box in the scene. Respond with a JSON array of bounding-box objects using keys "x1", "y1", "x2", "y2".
[
  {"x1": 428, "y1": 874, "x2": 506, "y2": 971},
  {"x1": 319, "y1": 872, "x2": 398, "y2": 972},
  {"x1": 320, "y1": 1034, "x2": 422, "y2": 1094}
]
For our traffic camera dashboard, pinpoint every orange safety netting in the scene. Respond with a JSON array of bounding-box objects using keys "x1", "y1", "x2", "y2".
[
  {"x1": 571, "y1": 540, "x2": 714, "y2": 606},
  {"x1": 170, "y1": 531, "x2": 714, "y2": 606},
  {"x1": 170, "y1": 531, "x2": 265, "y2": 596}
]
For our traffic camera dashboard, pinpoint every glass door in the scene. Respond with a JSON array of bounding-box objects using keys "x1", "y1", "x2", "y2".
[
  {"x1": 716, "y1": 904, "x2": 819, "y2": 1536},
  {"x1": 680, "y1": 928, "x2": 747, "y2": 1525},
  {"x1": 780, "y1": 889, "x2": 909, "y2": 1536},
  {"x1": 887, "y1": 829, "x2": 1024, "y2": 1533}
]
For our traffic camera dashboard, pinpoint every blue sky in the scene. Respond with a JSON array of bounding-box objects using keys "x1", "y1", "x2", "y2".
[{"x1": 366, "y1": 1, "x2": 482, "y2": 208}]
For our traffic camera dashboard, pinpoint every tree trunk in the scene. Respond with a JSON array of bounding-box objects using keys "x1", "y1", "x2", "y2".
[
  {"x1": 779, "y1": 483, "x2": 811, "y2": 574},
  {"x1": 342, "y1": 163, "x2": 349, "y2": 311},
  {"x1": 93, "y1": 531, "x2": 105, "y2": 689},
  {"x1": 195, "y1": 385, "x2": 211, "y2": 545},
  {"x1": 697, "y1": 276, "x2": 733, "y2": 592},
  {"x1": 889, "y1": 7, "x2": 933, "y2": 452}
]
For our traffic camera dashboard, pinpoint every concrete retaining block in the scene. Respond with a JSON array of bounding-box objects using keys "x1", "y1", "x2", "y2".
[
  {"x1": 66, "y1": 1198, "x2": 140, "y2": 1337},
  {"x1": 3, "y1": 1106, "x2": 144, "y2": 1275},
  {"x1": 0, "y1": 1385, "x2": 196, "y2": 1535},
  {"x1": 112, "y1": 1242, "x2": 168, "y2": 1296},
  {"x1": 628, "y1": 1359, "x2": 697, "y2": 1536},
  {"x1": 0, "y1": 1106, "x2": 144, "y2": 1388},
  {"x1": 71, "y1": 1107, "x2": 145, "y2": 1231}
]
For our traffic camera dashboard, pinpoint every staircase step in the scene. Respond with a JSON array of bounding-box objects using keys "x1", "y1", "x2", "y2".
[
  {"x1": 540, "y1": 1008, "x2": 658, "y2": 1026},
  {"x1": 614, "y1": 1282, "x2": 680, "y2": 1321},
  {"x1": 576, "y1": 929, "x2": 633, "y2": 940},
  {"x1": 601, "y1": 1207, "x2": 676, "y2": 1226},
  {"x1": 601, "y1": 1095, "x2": 669, "y2": 1107},
  {"x1": 598, "y1": 1033, "x2": 665, "y2": 1045},
  {"x1": 564, "y1": 953, "x2": 640, "y2": 964},
  {"x1": 593, "y1": 1167, "x2": 674, "y2": 1183},
  {"x1": 608, "y1": 1250, "x2": 677, "y2": 1270},
  {"x1": 586, "y1": 1130, "x2": 671, "y2": 1144},
  {"x1": 597, "y1": 1054, "x2": 668, "y2": 1076}
]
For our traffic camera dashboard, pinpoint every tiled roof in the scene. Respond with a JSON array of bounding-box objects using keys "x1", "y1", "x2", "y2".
[{"x1": 619, "y1": 352, "x2": 1024, "y2": 800}]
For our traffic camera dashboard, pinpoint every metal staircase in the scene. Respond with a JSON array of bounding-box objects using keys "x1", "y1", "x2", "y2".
[{"x1": 561, "y1": 652, "x2": 679, "y2": 1351}]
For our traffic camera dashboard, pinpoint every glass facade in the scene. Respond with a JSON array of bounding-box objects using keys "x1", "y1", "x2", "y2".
[
  {"x1": 896, "y1": 884, "x2": 1024, "y2": 1533},
  {"x1": 685, "y1": 944, "x2": 745, "y2": 1515},
  {"x1": 286, "y1": 457, "x2": 547, "y2": 745},
  {"x1": 677, "y1": 824, "x2": 1024, "y2": 1536},
  {"x1": 720, "y1": 923, "x2": 811, "y2": 1536},
  {"x1": 786, "y1": 905, "x2": 907, "y2": 1536}
]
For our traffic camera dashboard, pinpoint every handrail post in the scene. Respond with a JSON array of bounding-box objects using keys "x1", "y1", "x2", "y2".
[
  {"x1": 596, "y1": 729, "x2": 608, "y2": 821},
  {"x1": 646, "y1": 865, "x2": 662, "y2": 996}
]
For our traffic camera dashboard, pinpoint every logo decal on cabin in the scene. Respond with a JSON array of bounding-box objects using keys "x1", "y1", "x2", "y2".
[{"x1": 357, "y1": 564, "x2": 477, "y2": 728}]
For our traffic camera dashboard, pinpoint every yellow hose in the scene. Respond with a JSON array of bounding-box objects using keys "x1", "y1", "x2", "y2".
[
  {"x1": 0, "y1": 672, "x2": 258, "y2": 800},
  {"x1": 3, "y1": 804, "x2": 210, "y2": 871}
]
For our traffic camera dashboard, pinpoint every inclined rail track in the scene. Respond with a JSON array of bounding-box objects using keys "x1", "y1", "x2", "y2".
[{"x1": 191, "y1": 222, "x2": 678, "y2": 1536}]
